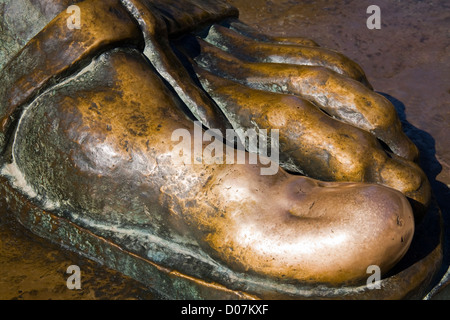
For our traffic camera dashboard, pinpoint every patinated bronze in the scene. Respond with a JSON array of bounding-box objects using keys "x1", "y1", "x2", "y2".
[{"x1": 0, "y1": 0, "x2": 442, "y2": 299}]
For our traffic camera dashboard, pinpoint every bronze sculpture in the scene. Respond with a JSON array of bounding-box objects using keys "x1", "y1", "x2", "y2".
[{"x1": 0, "y1": 0, "x2": 443, "y2": 299}]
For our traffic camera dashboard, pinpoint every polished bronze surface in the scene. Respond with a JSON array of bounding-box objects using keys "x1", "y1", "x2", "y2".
[
  {"x1": 0, "y1": 0, "x2": 445, "y2": 299},
  {"x1": 179, "y1": 36, "x2": 419, "y2": 162},
  {"x1": 192, "y1": 68, "x2": 430, "y2": 211},
  {"x1": 201, "y1": 24, "x2": 369, "y2": 85},
  {"x1": 0, "y1": 0, "x2": 143, "y2": 153}
]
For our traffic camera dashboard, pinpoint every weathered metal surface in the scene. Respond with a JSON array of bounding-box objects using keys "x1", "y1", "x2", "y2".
[{"x1": 0, "y1": 0, "x2": 444, "y2": 299}]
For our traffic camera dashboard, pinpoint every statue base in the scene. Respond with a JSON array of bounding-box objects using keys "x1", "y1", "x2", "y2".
[{"x1": 0, "y1": 175, "x2": 443, "y2": 300}]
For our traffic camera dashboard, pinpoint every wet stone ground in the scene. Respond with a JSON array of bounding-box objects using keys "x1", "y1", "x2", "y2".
[{"x1": 0, "y1": 0, "x2": 449, "y2": 299}]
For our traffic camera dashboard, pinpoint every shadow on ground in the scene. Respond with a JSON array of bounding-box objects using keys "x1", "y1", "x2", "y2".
[{"x1": 381, "y1": 93, "x2": 450, "y2": 299}]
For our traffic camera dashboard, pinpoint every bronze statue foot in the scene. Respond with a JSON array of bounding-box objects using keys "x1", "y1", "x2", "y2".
[{"x1": 0, "y1": 0, "x2": 442, "y2": 299}]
